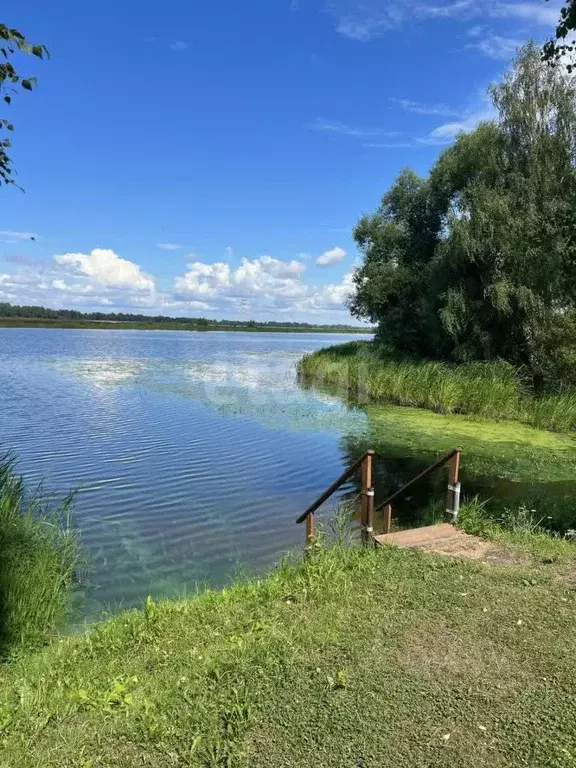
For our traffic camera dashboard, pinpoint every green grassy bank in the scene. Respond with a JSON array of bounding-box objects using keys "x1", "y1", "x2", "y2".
[
  {"x1": 0, "y1": 521, "x2": 575, "y2": 767},
  {"x1": 298, "y1": 341, "x2": 576, "y2": 432},
  {"x1": 0, "y1": 460, "x2": 79, "y2": 655}
]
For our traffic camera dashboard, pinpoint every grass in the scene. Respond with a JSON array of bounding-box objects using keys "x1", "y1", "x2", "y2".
[
  {"x1": 458, "y1": 498, "x2": 576, "y2": 558},
  {"x1": 1, "y1": 529, "x2": 576, "y2": 767},
  {"x1": 0, "y1": 459, "x2": 79, "y2": 655},
  {"x1": 298, "y1": 341, "x2": 576, "y2": 432}
]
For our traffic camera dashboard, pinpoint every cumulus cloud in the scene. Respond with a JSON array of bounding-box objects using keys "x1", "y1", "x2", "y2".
[
  {"x1": 157, "y1": 242, "x2": 183, "y2": 251},
  {"x1": 54, "y1": 248, "x2": 155, "y2": 292},
  {"x1": 172, "y1": 254, "x2": 357, "y2": 318},
  {"x1": 295, "y1": 272, "x2": 356, "y2": 312},
  {"x1": 316, "y1": 247, "x2": 347, "y2": 266},
  {"x1": 0, "y1": 244, "x2": 359, "y2": 322},
  {"x1": 51, "y1": 279, "x2": 94, "y2": 295},
  {"x1": 174, "y1": 255, "x2": 307, "y2": 302}
]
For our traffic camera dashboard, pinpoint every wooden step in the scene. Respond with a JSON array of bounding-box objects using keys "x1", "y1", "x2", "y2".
[{"x1": 374, "y1": 523, "x2": 493, "y2": 560}]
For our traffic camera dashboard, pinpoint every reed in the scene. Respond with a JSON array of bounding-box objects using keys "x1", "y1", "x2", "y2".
[
  {"x1": 298, "y1": 341, "x2": 576, "y2": 431},
  {"x1": 0, "y1": 458, "x2": 79, "y2": 654}
]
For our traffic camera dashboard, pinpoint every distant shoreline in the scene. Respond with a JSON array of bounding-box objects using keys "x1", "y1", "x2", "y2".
[{"x1": 0, "y1": 317, "x2": 372, "y2": 334}]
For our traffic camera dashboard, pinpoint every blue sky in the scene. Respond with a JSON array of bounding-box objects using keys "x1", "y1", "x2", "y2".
[{"x1": 0, "y1": 0, "x2": 561, "y2": 323}]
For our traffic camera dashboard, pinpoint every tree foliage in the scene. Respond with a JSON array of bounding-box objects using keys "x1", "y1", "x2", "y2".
[
  {"x1": 0, "y1": 24, "x2": 48, "y2": 187},
  {"x1": 350, "y1": 43, "x2": 576, "y2": 391},
  {"x1": 543, "y1": 0, "x2": 576, "y2": 71}
]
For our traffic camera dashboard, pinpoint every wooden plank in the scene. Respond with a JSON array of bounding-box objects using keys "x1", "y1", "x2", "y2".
[{"x1": 374, "y1": 523, "x2": 493, "y2": 561}]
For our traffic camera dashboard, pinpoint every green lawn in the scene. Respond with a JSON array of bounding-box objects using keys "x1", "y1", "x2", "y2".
[{"x1": 1, "y1": 537, "x2": 575, "y2": 767}]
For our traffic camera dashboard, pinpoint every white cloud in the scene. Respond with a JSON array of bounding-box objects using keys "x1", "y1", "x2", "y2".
[
  {"x1": 296, "y1": 272, "x2": 356, "y2": 312},
  {"x1": 328, "y1": 0, "x2": 560, "y2": 41},
  {"x1": 417, "y1": 0, "x2": 476, "y2": 19},
  {"x1": 172, "y1": 254, "x2": 358, "y2": 318},
  {"x1": 416, "y1": 97, "x2": 496, "y2": 144},
  {"x1": 391, "y1": 98, "x2": 461, "y2": 118},
  {"x1": 316, "y1": 247, "x2": 347, "y2": 266},
  {"x1": 54, "y1": 248, "x2": 155, "y2": 292},
  {"x1": 157, "y1": 242, "x2": 183, "y2": 251},
  {"x1": 466, "y1": 24, "x2": 487, "y2": 36},
  {"x1": 169, "y1": 41, "x2": 188, "y2": 51},
  {"x1": 52, "y1": 279, "x2": 94, "y2": 294},
  {"x1": 490, "y1": 3, "x2": 559, "y2": 26},
  {"x1": 225, "y1": 246, "x2": 234, "y2": 259},
  {"x1": 331, "y1": 0, "x2": 465, "y2": 40},
  {"x1": 0, "y1": 230, "x2": 38, "y2": 240},
  {"x1": 1, "y1": 245, "x2": 360, "y2": 323},
  {"x1": 336, "y1": 17, "x2": 392, "y2": 40},
  {"x1": 174, "y1": 255, "x2": 307, "y2": 302},
  {"x1": 309, "y1": 118, "x2": 400, "y2": 138},
  {"x1": 468, "y1": 33, "x2": 523, "y2": 59}
]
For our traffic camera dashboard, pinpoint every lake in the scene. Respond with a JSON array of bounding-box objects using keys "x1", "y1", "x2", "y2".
[
  {"x1": 2, "y1": 328, "x2": 575, "y2": 620},
  {"x1": 0, "y1": 329, "x2": 374, "y2": 618}
]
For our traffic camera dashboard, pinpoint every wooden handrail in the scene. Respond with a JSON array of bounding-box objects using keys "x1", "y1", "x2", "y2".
[
  {"x1": 296, "y1": 450, "x2": 374, "y2": 524},
  {"x1": 375, "y1": 448, "x2": 461, "y2": 512}
]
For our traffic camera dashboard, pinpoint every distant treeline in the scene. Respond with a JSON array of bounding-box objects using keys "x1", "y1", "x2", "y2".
[{"x1": 0, "y1": 302, "x2": 366, "y2": 332}]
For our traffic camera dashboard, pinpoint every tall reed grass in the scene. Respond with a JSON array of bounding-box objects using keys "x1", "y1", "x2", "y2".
[
  {"x1": 297, "y1": 341, "x2": 576, "y2": 432},
  {"x1": 0, "y1": 458, "x2": 79, "y2": 654}
]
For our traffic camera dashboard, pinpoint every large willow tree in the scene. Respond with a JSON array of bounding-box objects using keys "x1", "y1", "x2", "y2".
[{"x1": 350, "y1": 43, "x2": 576, "y2": 390}]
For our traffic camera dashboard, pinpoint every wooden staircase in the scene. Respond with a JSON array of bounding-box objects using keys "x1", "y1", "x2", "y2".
[{"x1": 296, "y1": 449, "x2": 463, "y2": 551}]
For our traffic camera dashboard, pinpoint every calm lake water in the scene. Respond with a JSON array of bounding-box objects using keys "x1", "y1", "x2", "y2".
[
  {"x1": 0, "y1": 329, "x2": 373, "y2": 618},
  {"x1": 2, "y1": 328, "x2": 574, "y2": 621}
]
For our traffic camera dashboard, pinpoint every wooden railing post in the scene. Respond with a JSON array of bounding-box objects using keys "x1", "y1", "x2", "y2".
[
  {"x1": 383, "y1": 504, "x2": 392, "y2": 535},
  {"x1": 305, "y1": 512, "x2": 315, "y2": 554},
  {"x1": 446, "y1": 448, "x2": 462, "y2": 523},
  {"x1": 361, "y1": 450, "x2": 374, "y2": 545}
]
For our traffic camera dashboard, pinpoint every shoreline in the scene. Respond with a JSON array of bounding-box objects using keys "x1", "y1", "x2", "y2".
[{"x1": 0, "y1": 318, "x2": 372, "y2": 334}]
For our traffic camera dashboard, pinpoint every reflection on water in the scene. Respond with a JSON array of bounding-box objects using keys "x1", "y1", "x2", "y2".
[{"x1": 0, "y1": 329, "x2": 371, "y2": 619}]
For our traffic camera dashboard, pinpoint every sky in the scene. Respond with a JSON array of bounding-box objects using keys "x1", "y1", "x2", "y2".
[{"x1": 0, "y1": 0, "x2": 563, "y2": 324}]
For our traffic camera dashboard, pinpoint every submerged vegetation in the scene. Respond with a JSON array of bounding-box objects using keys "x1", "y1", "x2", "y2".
[
  {"x1": 0, "y1": 459, "x2": 79, "y2": 655},
  {"x1": 298, "y1": 341, "x2": 576, "y2": 432},
  {"x1": 0, "y1": 527, "x2": 575, "y2": 767}
]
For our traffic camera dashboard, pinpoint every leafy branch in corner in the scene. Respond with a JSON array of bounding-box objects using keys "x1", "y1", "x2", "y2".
[
  {"x1": 0, "y1": 24, "x2": 48, "y2": 188},
  {"x1": 543, "y1": 0, "x2": 576, "y2": 71}
]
